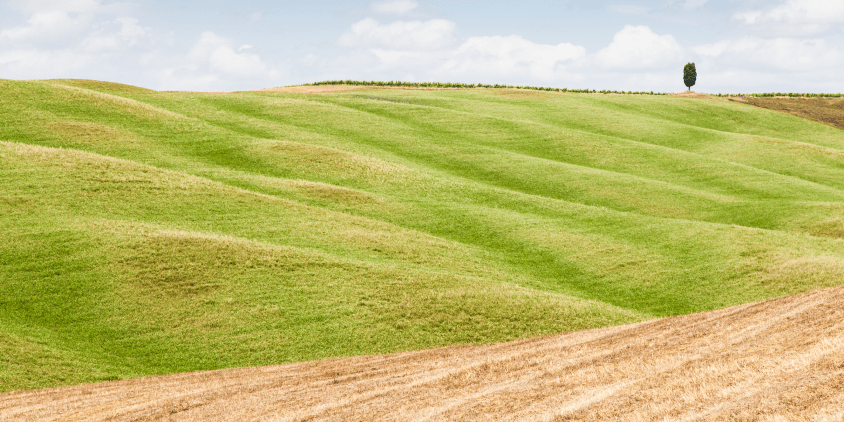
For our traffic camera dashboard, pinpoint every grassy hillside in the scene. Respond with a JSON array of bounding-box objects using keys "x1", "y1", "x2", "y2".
[{"x1": 2, "y1": 79, "x2": 844, "y2": 392}]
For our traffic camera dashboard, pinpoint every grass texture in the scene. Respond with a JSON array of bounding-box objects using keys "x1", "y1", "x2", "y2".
[{"x1": 2, "y1": 79, "x2": 844, "y2": 392}]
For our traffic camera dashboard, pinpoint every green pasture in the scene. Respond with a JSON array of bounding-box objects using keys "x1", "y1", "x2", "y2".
[{"x1": 2, "y1": 79, "x2": 844, "y2": 391}]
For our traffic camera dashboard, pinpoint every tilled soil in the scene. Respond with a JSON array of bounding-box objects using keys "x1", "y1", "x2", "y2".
[
  {"x1": 2, "y1": 286, "x2": 844, "y2": 421},
  {"x1": 732, "y1": 96, "x2": 844, "y2": 131}
]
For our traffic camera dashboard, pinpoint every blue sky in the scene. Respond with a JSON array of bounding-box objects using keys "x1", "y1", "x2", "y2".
[{"x1": 1, "y1": 0, "x2": 843, "y2": 93}]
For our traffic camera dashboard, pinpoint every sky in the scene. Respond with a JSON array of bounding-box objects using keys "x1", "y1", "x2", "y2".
[{"x1": 1, "y1": 0, "x2": 843, "y2": 93}]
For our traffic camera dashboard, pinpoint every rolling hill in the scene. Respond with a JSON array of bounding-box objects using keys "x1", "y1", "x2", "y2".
[{"x1": 2, "y1": 79, "x2": 844, "y2": 393}]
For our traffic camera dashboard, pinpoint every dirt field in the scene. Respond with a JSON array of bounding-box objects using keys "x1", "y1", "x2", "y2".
[
  {"x1": 732, "y1": 96, "x2": 844, "y2": 131},
  {"x1": 2, "y1": 285, "x2": 843, "y2": 421}
]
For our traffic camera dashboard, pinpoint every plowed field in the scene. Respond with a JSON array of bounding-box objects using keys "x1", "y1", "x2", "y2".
[
  {"x1": 3, "y1": 285, "x2": 843, "y2": 421},
  {"x1": 732, "y1": 96, "x2": 844, "y2": 131}
]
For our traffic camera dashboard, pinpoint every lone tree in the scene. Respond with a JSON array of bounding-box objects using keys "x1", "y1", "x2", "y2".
[{"x1": 683, "y1": 62, "x2": 697, "y2": 91}]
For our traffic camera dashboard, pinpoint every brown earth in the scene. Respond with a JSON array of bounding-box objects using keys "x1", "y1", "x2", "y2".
[
  {"x1": 2, "y1": 286, "x2": 844, "y2": 421},
  {"x1": 671, "y1": 91, "x2": 714, "y2": 99},
  {"x1": 731, "y1": 96, "x2": 844, "y2": 131}
]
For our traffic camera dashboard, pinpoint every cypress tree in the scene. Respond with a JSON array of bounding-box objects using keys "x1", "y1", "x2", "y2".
[{"x1": 683, "y1": 62, "x2": 697, "y2": 91}]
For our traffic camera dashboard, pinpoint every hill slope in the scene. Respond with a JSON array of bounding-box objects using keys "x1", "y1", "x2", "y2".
[
  {"x1": 3, "y1": 285, "x2": 843, "y2": 421},
  {"x1": 2, "y1": 80, "x2": 844, "y2": 391}
]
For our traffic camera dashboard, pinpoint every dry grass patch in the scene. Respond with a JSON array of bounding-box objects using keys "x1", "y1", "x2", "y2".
[
  {"x1": 256, "y1": 139, "x2": 430, "y2": 184},
  {"x1": 46, "y1": 82, "x2": 187, "y2": 120}
]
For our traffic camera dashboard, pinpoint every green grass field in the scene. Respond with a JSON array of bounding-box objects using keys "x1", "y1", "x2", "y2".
[{"x1": 3, "y1": 79, "x2": 844, "y2": 392}]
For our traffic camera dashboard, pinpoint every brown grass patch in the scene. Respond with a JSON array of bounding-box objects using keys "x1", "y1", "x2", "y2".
[
  {"x1": 46, "y1": 83, "x2": 187, "y2": 120},
  {"x1": 259, "y1": 139, "x2": 427, "y2": 183},
  {"x1": 47, "y1": 122, "x2": 145, "y2": 149},
  {"x1": 3, "y1": 286, "x2": 844, "y2": 421}
]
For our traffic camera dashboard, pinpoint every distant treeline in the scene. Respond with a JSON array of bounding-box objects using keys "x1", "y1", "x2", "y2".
[
  {"x1": 299, "y1": 80, "x2": 669, "y2": 96},
  {"x1": 715, "y1": 92, "x2": 844, "y2": 98},
  {"x1": 294, "y1": 80, "x2": 844, "y2": 98}
]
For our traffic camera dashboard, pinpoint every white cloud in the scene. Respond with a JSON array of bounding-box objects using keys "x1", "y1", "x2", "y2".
[
  {"x1": 733, "y1": 11, "x2": 763, "y2": 25},
  {"x1": 339, "y1": 18, "x2": 456, "y2": 50},
  {"x1": 734, "y1": 0, "x2": 844, "y2": 24},
  {"x1": 0, "y1": 9, "x2": 93, "y2": 41},
  {"x1": 370, "y1": 0, "x2": 418, "y2": 15},
  {"x1": 683, "y1": 0, "x2": 709, "y2": 9},
  {"x1": 439, "y1": 35, "x2": 587, "y2": 81},
  {"x1": 154, "y1": 68, "x2": 221, "y2": 91},
  {"x1": 693, "y1": 41, "x2": 729, "y2": 57},
  {"x1": 595, "y1": 25, "x2": 682, "y2": 69},
  {"x1": 694, "y1": 37, "x2": 842, "y2": 71},
  {"x1": 607, "y1": 5, "x2": 649, "y2": 15},
  {"x1": 0, "y1": 0, "x2": 138, "y2": 44},
  {"x1": 0, "y1": 49, "x2": 90, "y2": 78},
  {"x1": 155, "y1": 32, "x2": 282, "y2": 90},
  {"x1": 334, "y1": 20, "x2": 683, "y2": 88},
  {"x1": 10, "y1": 0, "x2": 102, "y2": 14},
  {"x1": 0, "y1": 1, "x2": 282, "y2": 91},
  {"x1": 3, "y1": 0, "x2": 840, "y2": 94},
  {"x1": 81, "y1": 17, "x2": 173, "y2": 52},
  {"x1": 369, "y1": 49, "x2": 427, "y2": 66},
  {"x1": 188, "y1": 31, "x2": 271, "y2": 77},
  {"x1": 328, "y1": 17, "x2": 590, "y2": 84}
]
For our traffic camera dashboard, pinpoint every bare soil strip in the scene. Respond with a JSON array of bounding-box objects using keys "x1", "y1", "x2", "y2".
[
  {"x1": 732, "y1": 96, "x2": 844, "y2": 131},
  {"x1": 2, "y1": 286, "x2": 844, "y2": 421},
  {"x1": 670, "y1": 91, "x2": 714, "y2": 99}
]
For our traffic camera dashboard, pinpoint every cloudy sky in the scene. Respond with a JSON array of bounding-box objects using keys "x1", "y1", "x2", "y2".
[{"x1": 1, "y1": 0, "x2": 842, "y2": 93}]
